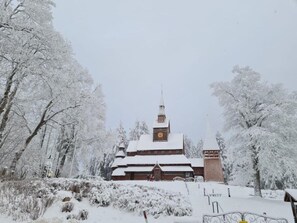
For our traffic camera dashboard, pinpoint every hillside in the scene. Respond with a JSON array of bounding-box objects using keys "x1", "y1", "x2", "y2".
[{"x1": 0, "y1": 179, "x2": 294, "y2": 223}]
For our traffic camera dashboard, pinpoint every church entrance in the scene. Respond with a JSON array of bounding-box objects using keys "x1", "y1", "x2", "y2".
[{"x1": 153, "y1": 166, "x2": 161, "y2": 181}]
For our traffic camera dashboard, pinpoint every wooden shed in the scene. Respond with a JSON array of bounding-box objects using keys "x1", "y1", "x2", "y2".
[{"x1": 284, "y1": 189, "x2": 297, "y2": 223}]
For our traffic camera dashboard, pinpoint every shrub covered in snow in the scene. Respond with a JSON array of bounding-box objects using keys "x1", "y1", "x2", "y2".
[
  {"x1": 111, "y1": 184, "x2": 192, "y2": 217},
  {"x1": 0, "y1": 178, "x2": 192, "y2": 221}
]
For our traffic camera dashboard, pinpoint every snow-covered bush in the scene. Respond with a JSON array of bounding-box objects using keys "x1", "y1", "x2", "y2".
[
  {"x1": 61, "y1": 202, "x2": 74, "y2": 212},
  {"x1": 0, "y1": 180, "x2": 55, "y2": 221},
  {"x1": 0, "y1": 178, "x2": 192, "y2": 221},
  {"x1": 111, "y1": 184, "x2": 192, "y2": 217},
  {"x1": 88, "y1": 184, "x2": 111, "y2": 206}
]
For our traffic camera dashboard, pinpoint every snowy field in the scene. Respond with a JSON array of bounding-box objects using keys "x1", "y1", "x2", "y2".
[{"x1": 0, "y1": 180, "x2": 294, "y2": 223}]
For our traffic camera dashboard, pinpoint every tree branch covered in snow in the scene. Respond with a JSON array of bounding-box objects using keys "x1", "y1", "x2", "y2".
[{"x1": 0, "y1": 0, "x2": 110, "y2": 178}]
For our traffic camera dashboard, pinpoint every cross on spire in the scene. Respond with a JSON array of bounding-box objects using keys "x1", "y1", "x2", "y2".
[{"x1": 158, "y1": 90, "x2": 166, "y2": 122}]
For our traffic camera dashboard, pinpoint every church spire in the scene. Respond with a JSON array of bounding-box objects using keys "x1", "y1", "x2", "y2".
[
  {"x1": 159, "y1": 90, "x2": 165, "y2": 116},
  {"x1": 158, "y1": 90, "x2": 166, "y2": 122},
  {"x1": 203, "y1": 118, "x2": 220, "y2": 151}
]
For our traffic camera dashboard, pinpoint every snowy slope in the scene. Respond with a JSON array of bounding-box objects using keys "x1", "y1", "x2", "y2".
[{"x1": 0, "y1": 180, "x2": 294, "y2": 223}]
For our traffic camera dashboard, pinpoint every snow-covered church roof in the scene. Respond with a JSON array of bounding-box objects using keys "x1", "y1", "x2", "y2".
[
  {"x1": 111, "y1": 165, "x2": 194, "y2": 177},
  {"x1": 137, "y1": 133, "x2": 183, "y2": 151},
  {"x1": 111, "y1": 157, "x2": 124, "y2": 168},
  {"x1": 115, "y1": 150, "x2": 125, "y2": 158},
  {"x1": 126, "y1": 140, "x2": 138, "y2": 153},
  {"x1": 189, "y1": 158, "x2": 204, "y2": 167},
  {"x1": 153, "y1": 118, "x2": 170, "y2": 128},
  {"x1": 117, "y1": 154, "x2": 191, "y2": 166}
]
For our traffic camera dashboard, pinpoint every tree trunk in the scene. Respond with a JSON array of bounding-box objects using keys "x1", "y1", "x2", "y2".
[
  {"x1": 0, "y1": 67, "x2": 18, "y2": 116},
  {"x1": 252, "y1": 148, "x2": 262, "y2": 197},
  {"x1": 0, "y1": 84, "x2": 18, "y2": 148},
  {"x1": 9, "y1": 101, "x2": 52, "y2": 173},
  {"x1": 56, "y1": 152, "x2": 67, "y2": 177},
  {"x1": 253, "y1": 168, "x2": 262, "y2": 197}
]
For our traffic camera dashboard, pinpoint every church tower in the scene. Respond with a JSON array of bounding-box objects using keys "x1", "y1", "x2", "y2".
[
  {"x1": 153, "y1": 91, "x2": 170, "y2": 142},
  {"x1": 203, "y1": 121, "x2": 224, "y2": 182}
]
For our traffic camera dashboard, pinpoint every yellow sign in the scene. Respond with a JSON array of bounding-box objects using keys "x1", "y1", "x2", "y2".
[{"x1": 239, "y1": 221, "x2": 248, "y2": 223}]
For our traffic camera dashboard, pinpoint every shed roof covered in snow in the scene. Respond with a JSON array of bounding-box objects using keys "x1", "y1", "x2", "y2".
[
  {"x1": 137, "y1": 133, "x2": 183, "y2": 151},
  {"x1": 284, "y1": 189, "x2": 297, "y2": 202}
]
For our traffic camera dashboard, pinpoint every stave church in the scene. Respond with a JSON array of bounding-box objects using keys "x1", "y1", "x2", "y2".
[{"x1": 111, "y1": 94, "x2": 224, "y2": 182}]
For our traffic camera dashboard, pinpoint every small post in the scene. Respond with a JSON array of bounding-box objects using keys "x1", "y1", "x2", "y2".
[
  {"x1": 263, "y1": 212, "x2": 267, "y2": 222},
  {"x1": 212, "y1": 201, "x2": 219, "y2": 213},
  {"x1": 204, "y1": 188, "x2": 206, "y2": 196},
  {"x1": 208, "y1": 195, "x2": 210, "y2": 205},
  {"x1": 212, "y1": 189, "x2": 214, "y2": 194},
  {"x1": 228, "y1": 188, "x2": 231, "y2": 197},
  {"x1": 143, "y1": 211, "x2": 148, "y2": 223}
]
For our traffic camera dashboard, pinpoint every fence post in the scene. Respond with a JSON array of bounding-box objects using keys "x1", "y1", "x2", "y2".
[
  {"x1": 216, "y1": 202, "x2": 219, "y2": 213},
  {"x1": 208, "y1": 195, "x2": 210, "y2": 205},
  {"x1": 143, "y1": 211, "x2": 148, "y2": 223},
  {"x1": 212, "y1": 201, "x2": 219, "y2": 213},
  {"x1": 204, "y1": 188, "x2": 206, "y2": 196},
  {"x1": 228, "y1": 188, "x2": 231, "y2": 197}
]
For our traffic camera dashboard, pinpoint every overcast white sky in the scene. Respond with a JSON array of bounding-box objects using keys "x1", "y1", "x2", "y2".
[{"x1": 53, "y1": 0, "x2": 297, "y2": 142}]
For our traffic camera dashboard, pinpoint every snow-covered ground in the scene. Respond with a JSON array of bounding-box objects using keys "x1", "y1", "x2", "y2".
[{"x1": 0, "y1": 180, "x2": 294, "y2": 223}]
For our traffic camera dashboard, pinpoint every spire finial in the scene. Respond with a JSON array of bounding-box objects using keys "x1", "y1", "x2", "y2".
[
  {"x1": 158, "y1": 88, "x2": 165, "y2": 116},
  {"x1": 160, "y1": 87, "x2": 164, "y2": 107}
]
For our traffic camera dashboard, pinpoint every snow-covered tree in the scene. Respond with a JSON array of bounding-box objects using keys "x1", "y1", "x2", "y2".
[
  {"x1": 184, "y1": 136, "x2": 203, "y2": 158},
  {"x1": 211, "y1": 66, "x2": 297, "y2": 196},
  {"x1": 196, "y1": 139, "x2": 203, "y2": 158},
  {"x1": 116, "y1": 122, "x2": 128, "y2": 147},
  {"x1": 0, "y1": 1, "x2": 109, "y2": 179},
  {"x1": 129, "y1": 120, "x2": 149, "y2": 141},
  {"x1": 216, "y1": 131, "x2": 232, "y2": 184}
]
